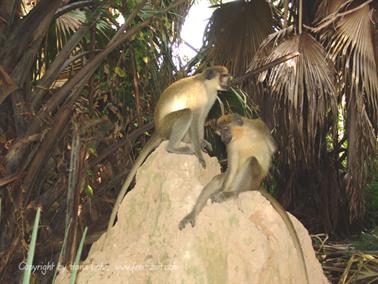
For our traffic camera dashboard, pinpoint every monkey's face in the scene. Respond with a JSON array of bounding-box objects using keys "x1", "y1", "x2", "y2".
[
  {"x1": 203, "y1": 66, "x2": 231, "y2": 91},
  {"x1": 219, "y1": 73, "x2": 232, "y2": 90},
  {"x1": 216, "y1": 113, "x2": 243, "y2": 144},
  {"x1": 218, "y1": 124, "x2": 232, "y2": 144}
]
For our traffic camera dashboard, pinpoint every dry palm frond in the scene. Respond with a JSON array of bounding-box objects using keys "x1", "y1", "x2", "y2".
[
  {"x1": 316, "y1": 0, "x2": 378, "y2": 222},
  {"x1": 317, "y1": 1, "x2": 378, "y2": 125},
  {"x1": 339, "y1": 253, "x2": 378, "y2": 284},
  {"x1": 250, "y1": 31, "x2": 337, "y2": 166},
  {"x1": 203, "y1": 0, "x2": 273, "y2": 76},
  {"x1": 312, "y1": 233, "x2": 378, "y2": 283}
]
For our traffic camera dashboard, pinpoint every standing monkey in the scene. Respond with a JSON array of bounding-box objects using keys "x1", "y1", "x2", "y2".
[
  {"x1": 179, "y1": 113, "x2": 310, "y2": 284},
  {"x1": 107, "y1": 66, "x2": 231, "y2": 233}
]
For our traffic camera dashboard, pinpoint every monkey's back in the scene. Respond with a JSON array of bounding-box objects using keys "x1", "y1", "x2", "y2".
[
  {"x1": 154, "y1": 74, "x2": 209, "y2": 137},
  {"x1": 232, "y1": 119, "x2": 276, "y2": 175}
]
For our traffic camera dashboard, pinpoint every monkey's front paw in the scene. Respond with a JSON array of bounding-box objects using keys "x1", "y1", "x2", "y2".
[
  {"x1": 198, "y1": 157, "x2": 206, "y2": 168},
  {"x1": 201, "y1": 140, "x2": 213, "y2": 153},
  {"x1": 179, "y1": 213, "x2": 196, "y2": 230},
  {"x1": 211, "y1": 192, "x2": 234, "y2": 203},
  {"x1": 210, "y1": 192, "x2": 226, "y2": 203}
]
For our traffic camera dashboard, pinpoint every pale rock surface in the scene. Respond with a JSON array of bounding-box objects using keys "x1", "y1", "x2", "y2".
[{"x1": 57, "y1": 142, "x2": 328, "y2": 284}]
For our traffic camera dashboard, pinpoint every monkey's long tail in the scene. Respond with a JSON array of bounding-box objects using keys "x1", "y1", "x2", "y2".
[
  {"x1": 106, "y1": 134, "x2": 162, "y2": 234},
  {"x1": 259, "y1": 190, "x2": 310, "y2": 284}
]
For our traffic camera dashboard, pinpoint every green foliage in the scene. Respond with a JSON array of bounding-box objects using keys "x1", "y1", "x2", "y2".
[
  {"x1": 86, "y1": 144, "x2": 97, "y2": 157},
  {"x1": 22, "y1": 208, "x2": 41, "y2": 284},
  {"x1": 365, "y1": 169, "x2": 378, "y2": 228},
  {"x1": 0, "y1": 0, "x2": 194, "y2": 281},
  {"x1": 114, "y1": 66, "x2": 127, "y2": 78},
  {"x1": 85, "y1": 185, "x2": 94, "y2": 198},
  {"x1": 354, "y1": 228, "x2": 378, "y2": 251},
  {"x1": 69, "y1": 227, "x2": 88, "y2": 284},
  {"x1": 52, "y1": 221, "x2": 71, "y2": 284},
  {"x1": 206, "y1": 87, "x2": 251, "y2": 164}
]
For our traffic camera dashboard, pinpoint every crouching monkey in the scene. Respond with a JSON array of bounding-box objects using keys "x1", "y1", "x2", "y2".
[{"x1": 179, "y1": 113, "x2": 309, "y2": 284}]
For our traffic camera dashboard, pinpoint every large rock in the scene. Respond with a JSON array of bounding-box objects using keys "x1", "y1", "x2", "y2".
[{"x1": 59, "y1": 142, "x2": 328, "y2": 284}]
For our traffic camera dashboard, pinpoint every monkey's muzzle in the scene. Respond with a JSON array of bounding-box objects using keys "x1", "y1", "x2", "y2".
[{"x1": 220, "y1": 74, "x2": 232, "y2": 90}]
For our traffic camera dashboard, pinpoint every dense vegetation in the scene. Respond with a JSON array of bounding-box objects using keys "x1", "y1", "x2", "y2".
[{"x1": 0, "y1": 0, "x2": 376, "y2": 282}]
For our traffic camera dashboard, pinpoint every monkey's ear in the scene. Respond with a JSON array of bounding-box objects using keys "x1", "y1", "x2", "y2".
[
  {"x1": 220, "y1": 126, "x2": 232, "y2": 144},
  {"x1": 234, "y1": 114, "x2": 244, "y2": 126},
  {"x1": 205, "y1": 69, "x2": 216, "y2": 80}
]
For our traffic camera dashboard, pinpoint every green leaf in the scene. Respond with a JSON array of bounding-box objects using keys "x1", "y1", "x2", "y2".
[
  {"x1": 22, "y1": 207, "x2": 41, "y2": 284},
  {"x1": 69, "y1": 227, "x2": 88, "y2": 284},
  {"x1": 114, "y1": 66, "x2": 126, "y2": 77},
  {"x1": 87, "y1": 145, "x2": 97, "y2": 156},
  {"x1": 85, "y1": 184, "x2": 94, "y2": 198}
]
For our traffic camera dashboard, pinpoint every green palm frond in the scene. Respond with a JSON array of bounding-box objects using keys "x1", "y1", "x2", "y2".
[
  {"x1": 203, "y1": 0, "x2": 273, "y2": 76},
  {"x1": 251, "y1": 31, "x2": 337, "y2": 166},
  {"x1": 55, "y1": 10, "x2": 87, "y2": 49}
]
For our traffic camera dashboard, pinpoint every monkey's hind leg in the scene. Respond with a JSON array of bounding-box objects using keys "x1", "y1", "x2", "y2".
[
  {"x1": 179, "y1": 174, "x2": 224, "y2": 230},
  {"x1": 165, "y1": 109, "x2": 194, "y2": 155},
  {"x1": 211, "y1": 156, "x2": 262, "y2": 203},
  {"x1": 187, "y1": 114, "x2": 207, "y2": 168},
  {"x1": 183, "y1": 132, "x2": 212, "y2": 153},
  {"x1": 165, "y1": 109, "x2": 207, "y2": 168}
]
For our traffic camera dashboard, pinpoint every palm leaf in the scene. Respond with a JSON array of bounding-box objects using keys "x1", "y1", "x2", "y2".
[
  {"x1": 55, "y1": 10, "x2": 86, "y2": 50},
  {"x1": 317, "y1": 1, "x2": 378, "y2": 125},
  {"x1": 316, "y1": 0, "x2": 378, "y2": 221},
  {"x1": 250, "y1": 31, "x2": 337, "y2": 166},
  {"x1": 203, "y1": 0, "x2": 273, "y2": 76}
]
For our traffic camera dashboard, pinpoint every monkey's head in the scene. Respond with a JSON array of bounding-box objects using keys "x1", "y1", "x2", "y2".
[
  {"x1": 216, "y1": 113, "x2": 244, "y2": 144},
  {"x1": 202, "y1": 66, "x2": 231, "y2": 91}
]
